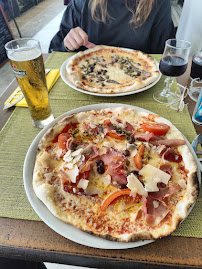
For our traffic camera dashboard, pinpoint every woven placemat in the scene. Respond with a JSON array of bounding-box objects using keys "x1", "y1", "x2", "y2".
[{"x1": 0, "y1": 52, "x2": 201, "y2": 238}]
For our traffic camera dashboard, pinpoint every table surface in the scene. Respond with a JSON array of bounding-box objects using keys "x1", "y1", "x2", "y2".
[{"x1": 0, "y1": 55, "x2": 201, "y2": 269}]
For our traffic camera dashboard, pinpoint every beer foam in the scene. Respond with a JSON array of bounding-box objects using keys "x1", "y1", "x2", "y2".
[{"x1": 8, "y1": 47, "x2": 41, "y2": 61}]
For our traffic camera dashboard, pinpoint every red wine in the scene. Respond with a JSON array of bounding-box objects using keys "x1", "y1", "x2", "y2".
[
  {"x1": 190, "y1": 56, "x2": 202, "y2": 79},
  {"x1": 159, "y1": 56, "x2": 188, "y2": 77}
]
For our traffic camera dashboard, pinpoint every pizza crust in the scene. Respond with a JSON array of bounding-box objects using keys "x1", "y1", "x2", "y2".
[
  {"x1": 66, "y1": 45, "x2": 160, "y2": 94},
  {"x1": 33, "y1": 107, "x2": 199, "y2": 242}
]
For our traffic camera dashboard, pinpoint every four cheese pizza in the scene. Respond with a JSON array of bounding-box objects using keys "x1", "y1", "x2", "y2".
[
  {"x1": 66, "y1": 45, "x2": 160, "y2": 94},
  {"x1": 33, "y1": 107, "x2": 199, "y2": 242}
]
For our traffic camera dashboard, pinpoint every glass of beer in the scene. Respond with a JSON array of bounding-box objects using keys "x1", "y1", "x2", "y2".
[{"x1": 5, "y1": 38, "x2": 54, "y2": 128}]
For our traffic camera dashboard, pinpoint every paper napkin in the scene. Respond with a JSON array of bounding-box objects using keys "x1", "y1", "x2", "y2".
[{"x1": 4, "y1": 69, "x2": 60, "y2": 108}]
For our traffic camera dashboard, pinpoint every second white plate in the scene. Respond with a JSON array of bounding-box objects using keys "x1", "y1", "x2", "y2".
[{"x1": 60, "y1": 53, "x2": 161, "y2": 97}]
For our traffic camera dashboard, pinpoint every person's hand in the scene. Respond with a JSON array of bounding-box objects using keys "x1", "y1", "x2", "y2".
[{"x1": 64, "y1": 27, "x2": 95, "y2": 51}]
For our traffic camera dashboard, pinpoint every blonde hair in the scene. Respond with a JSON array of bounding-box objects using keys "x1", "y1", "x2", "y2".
[{"x1": 89, "y1": 0, "x2": 155, "y2": 28}]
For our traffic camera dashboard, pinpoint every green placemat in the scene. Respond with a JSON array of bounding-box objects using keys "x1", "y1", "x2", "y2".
[{"x1": 0, "y1": 52, "x2": 201, "y2": 239}]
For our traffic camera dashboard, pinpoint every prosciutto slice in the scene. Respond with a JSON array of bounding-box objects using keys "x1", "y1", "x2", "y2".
[
  {"x1": 142, "y1": 181, "x2": 181, "y2": 226},
  {"x1": 151, "y1": 139, "x2": 186, "y2": 147},
  {"x1": 100, "y1": 148, "x2": 127, "y2": 185},
  {"x1": 163, "y1": 148, "x2": 182, "y2": 163},
  {"x1": 135, "y1": 132, "x2": 154, "y2": 141},
  {"x1": 159, "y1": 162, "x2": 173, "y2": 175},
  {"x1": 149, "y1": 183, "x2": 182, "y2": 200},
  {"x1": 125, "y1": 122, "x2": 135, "y2": 134},
  {"x1": 142, "y1": 196, "x2": 169, "y2": 227}
]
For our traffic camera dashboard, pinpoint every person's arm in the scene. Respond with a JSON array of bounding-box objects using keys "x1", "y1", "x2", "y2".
[
  {"x1": 149, "y1": 0, "x2": 175, "y2": 53},
  {"x1": 49, "y1": 2, "x2": 81, "y2": 52}
]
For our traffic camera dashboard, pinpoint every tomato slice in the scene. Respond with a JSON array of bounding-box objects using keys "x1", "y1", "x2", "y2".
[
  {"x1": 58, "y1": 133, "x2": 72, "y2": 149},
  {"x1": 106, "y1": 131, "x2": 125, "y2": 140},
  {"x1": 141, "y1": 122, "x2": 170, "y2": 135},
  {"x1": 134, "y1": 144, "x2": 144, "y2": 170},
  {"x1": 100, "y1": 189, "x2": 132, "y2": 213},
  {"x1": 103, "y1": 119, "x2": 112, "y2": 126}
]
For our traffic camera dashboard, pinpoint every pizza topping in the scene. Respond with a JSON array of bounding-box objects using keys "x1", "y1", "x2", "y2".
[
  {"x1": 44, "y1": 171, "x2": 56, "y2": 184},
  {"x1": 102, "y1": 174, "x2": 111, "y2": 186},
  {"x1": 135, "y1": 132, "x2": 154, "y2": 142},
  {"x1": 163, "y1": 148, "x2": 182, "y2": 163},
  {"x1": 159, "y1": 162, "x2": 173, "y2": 175},
  {"x1": 139, "y1": 164, "x2": 171, "y2": 192},
  {"x1": 141, "y1": 122, "x2": 170, "y2": 135},
  {"x1": 151, "y1": 139, "x2": 186, "y2": 147},
  {"x1": 38, "y1": 151, "x2": 58, "y2": 169},
  {"x1": 149, "y1": 183, "x2": 181, "y2": 200},
  {"x1": 142, "y1": 196, "x2": 169, "y2": 227},
  {"x1": 127, "y1": 174, "x2": 147, "y2": 197},
  {"x1": 100, "y1": 189, "x2": 133, "y2": 213},
  {"x1": 122, "y1": 149, "x2": 130, "y2": 157},
  {"x1": 64, "y1": 165, "x2": 79, "y2": 183},
  {"x1": 86, "y1": 184, "x2": 103, "y2": 197},
  {"x1": 96, "y1": 159, "x2": 105, "y2": 174},
  {"x1": 77, "y1": 178, "x2": 89, "y2": 190},
  {"x1": 153, "y1": 200, "x2": 160, "y2": 209},
  {"x1": 134, "y1": 144, "x2": 144, "y2": 170},
  {"x1": 63, "y1": 148, "x2": 84, "y2": 166}
]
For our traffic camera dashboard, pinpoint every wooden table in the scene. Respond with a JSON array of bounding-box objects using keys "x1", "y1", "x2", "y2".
[{"x1": 0, "y1": 56, "x2": 201, "y2": 269}]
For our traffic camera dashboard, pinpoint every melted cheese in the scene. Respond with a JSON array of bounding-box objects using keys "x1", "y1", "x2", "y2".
[{"x1": 38, "y1": 151, "x2": 58, "y2": 169}]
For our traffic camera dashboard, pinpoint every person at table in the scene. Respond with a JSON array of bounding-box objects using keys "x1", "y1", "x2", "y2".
[{"x1": 49, "y1": 0, "x2": 175, "y2": 54}]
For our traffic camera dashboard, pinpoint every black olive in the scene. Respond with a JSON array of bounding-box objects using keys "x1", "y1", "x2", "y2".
[
  {"x1": 122, "y1": 149, "x2": 130, "y2": 157},
  {"x1": 119, "y1": 184, "x2": 127, "y2": 189},
  {"x1": 102, "y1": 69, "x2": 107, "y2": 74},
  {"x1": 131, "y1": 170, "x2": 139, "y2": 176},
  {"x1": 97, "y1": 166, "x2": 105, "y2": 174},
  {"x1": 96, "y1": 159, "x2": 104, "y2": 167},
  {"x1": 88, "y1": 66, "x2": 94, "y2": 73},
  {"x1": 127, "y1": 136, "x2": 136, "y2": 143}
]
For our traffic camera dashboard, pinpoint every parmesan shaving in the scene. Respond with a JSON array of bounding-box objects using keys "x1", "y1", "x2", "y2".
[
  {"x1": 65, "y1": 165, "x2": 79, "y2": 183},
  {"x1": 102, "y1": 174, "x2": 111, "y2": 186},
  {"x1": 127, "y1": 174, "x2": 148, "y2": 197},
  {"x1": 139, "y1": 164, "x2": 171, "y2": 192},
  {"x1": 77, "y1": 178, "x2": 89, "y2": 190},
  {"x1": 153, "y1": 200, "x2": 160, "y2": 208}
]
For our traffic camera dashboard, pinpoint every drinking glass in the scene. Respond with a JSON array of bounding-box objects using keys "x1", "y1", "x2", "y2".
[
  {"x1": 188, "y1": 78, "x2": 202, "y2": 102},
  {"x1": 188, "y1": 50, "x2": 202, "y2": 102},
  {"x1": 153, "y1": 39, "x2": 191, "y2": 104},
  {"x1": 5, "y1": 38, "x2": 54, "y2": 128}
]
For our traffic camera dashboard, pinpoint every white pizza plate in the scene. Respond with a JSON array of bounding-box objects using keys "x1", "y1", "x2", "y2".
[
  {"x1": 60, "y1": 49, "x2": 161, "y2": 97},
  {"x1": 23, "y1": 103, "x2": 201, "y2": 249}
]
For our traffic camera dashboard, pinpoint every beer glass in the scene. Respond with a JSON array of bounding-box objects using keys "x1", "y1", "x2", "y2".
[{"x1": 5, "y1": 38, "x2": 54, "y2": 128}]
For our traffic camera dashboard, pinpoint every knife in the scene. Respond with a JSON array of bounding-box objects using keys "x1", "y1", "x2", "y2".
[{"x1": 3, "y1": 69, "x2": 51, "y2": 110}]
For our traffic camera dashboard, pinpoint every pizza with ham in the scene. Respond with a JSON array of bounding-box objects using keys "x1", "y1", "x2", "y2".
[
  {"x1": 33, "y1": 107, "x2": 199, "y2": 242},
  {"x1": 66, "y1": 45, "x2": 160, "y2": 94}
]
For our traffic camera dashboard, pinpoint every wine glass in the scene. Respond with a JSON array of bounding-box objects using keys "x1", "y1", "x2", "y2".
[{"x1": 153, "y1": 39, "x2": 191, "y2": 104}]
